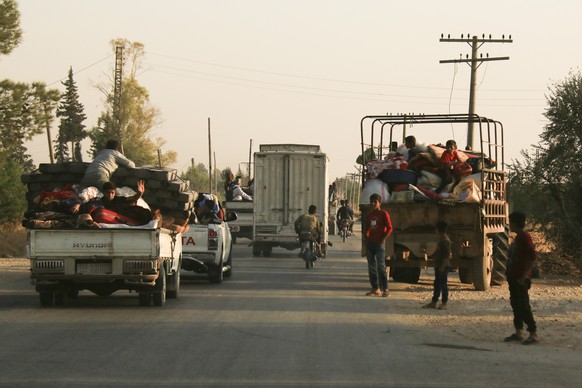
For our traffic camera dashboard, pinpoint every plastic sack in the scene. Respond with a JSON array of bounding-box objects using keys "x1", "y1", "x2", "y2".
[
  {"x1": 452, "y1": 179, "x2": 481, "y2": 203},
  {"x1": 361, "y1": 179, "x2": 390, "y2": 204},
  {"x1": 418, "y1": 170, "x2": 442, "y2": 189}
]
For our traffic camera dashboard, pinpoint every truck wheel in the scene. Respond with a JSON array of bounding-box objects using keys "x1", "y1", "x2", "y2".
[
  {"x1": 54, "y1": 291, "x2": 68, "y2": 306},
  {"x1": 491, "y1": 230, "x2": 509, "y2": 286},
  {"x1": 252, "y1": 244, "x2": 262, "y2": 257},
  {"x1": 393, "y1": 267, "x2": 420, "y2": 283},
  {"x1": 39, "y1": 292, "x2": 54, "y2": 307},
  {"x1": 224, "y1": 244, "x2": 233, "y2": 278},
  {"x1": 473, "y1": 236, "x2": 493, "y2": 291},
  {"x1": 208, "y1": 258, "x2": 224, "y2": 283},
  {"x1": 262, "y1": 245, "x2": 273, "y2": 257},
  {"x1": 458, "y1": 267, "x2": 474, "y2": 284},
  {"x1": 139, "y1": 292, "x2": 151, "y2": 306},
  {"x1": 153, "y1": 266, "x2": 167, "y2": 306},
  {"x1": 67, "y1": 289, "x2": 80, "y2": 299},
  {"x1": 167, "y1": 268, "x2": 181, "y2": 299},
  {"x1": 232, "y1": 235, "x2": 237, "y2": 244}
]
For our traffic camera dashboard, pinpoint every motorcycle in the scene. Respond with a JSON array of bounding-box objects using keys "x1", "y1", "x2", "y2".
[
  {"x1": 298, "y1": 231, "x2": 319, "y2": 269},
  {"x1": 340, "y1": 218, "x2": 352, "y2": 242}
]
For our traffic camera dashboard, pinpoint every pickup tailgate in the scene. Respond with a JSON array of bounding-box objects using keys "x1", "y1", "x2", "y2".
[
  {"x1": 181, "y1": 226, "x2": 209, "y2": 254},
  {"x1": 27, "y1": 229, "x2": 166, "y2": 258}
]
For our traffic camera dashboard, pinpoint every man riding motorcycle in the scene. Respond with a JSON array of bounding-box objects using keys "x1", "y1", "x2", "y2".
[
  {"x1": 294, "y1": 205, "x2": 321, "y2": 259},
  {"x1": 336, "y1": 200, "x2": 354, "y2": 235}
]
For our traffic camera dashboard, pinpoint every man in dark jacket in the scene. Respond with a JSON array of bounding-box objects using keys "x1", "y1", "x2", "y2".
[{"x1": 504, "y1": 211, "x2": 540, "y2": 345}]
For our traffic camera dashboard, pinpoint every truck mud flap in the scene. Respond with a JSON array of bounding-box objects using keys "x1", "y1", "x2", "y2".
[{"x1": 181, "y1": 256, "x2": 208, "y2": 274}]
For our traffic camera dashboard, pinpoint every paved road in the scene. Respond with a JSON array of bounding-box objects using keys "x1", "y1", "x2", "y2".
[{"x1": 0, "y1": 232, "x2": 579, "y2": 387}]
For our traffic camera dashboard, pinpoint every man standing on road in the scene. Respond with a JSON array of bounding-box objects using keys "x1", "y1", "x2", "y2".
[
  {"x1": 504, "y1": 211, "x2": 540, "y2": 345},
  {"x1": 364, "y1": 193, "x2": 393, "y2": 297}
]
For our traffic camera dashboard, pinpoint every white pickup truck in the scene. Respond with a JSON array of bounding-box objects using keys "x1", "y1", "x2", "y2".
[
  {"x1": 27, "y1": 227, "x2": 182, "y2": 307},
  {"x1": 181, "y1": 212, "x2": 236, "y2": 283}
]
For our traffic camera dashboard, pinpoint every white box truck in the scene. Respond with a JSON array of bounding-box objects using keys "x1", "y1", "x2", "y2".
[{"x1": 252, "y1": 144, "x2": 329, "y2": 257}]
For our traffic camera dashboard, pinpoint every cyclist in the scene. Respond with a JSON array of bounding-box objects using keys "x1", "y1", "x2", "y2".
[{"x1": 294, "y1": 205, "x2": 320, "y2": 258}]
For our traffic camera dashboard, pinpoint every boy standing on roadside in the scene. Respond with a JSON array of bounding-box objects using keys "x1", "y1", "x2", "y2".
[
  {"x1": 504, "y1": 211, "x2": 540, "y2": 345},
  {"x1": 423, "y1": 221, "x2": 451, "y2": 310},
  {"x1": 364, "y1": 193, "x2": 393, "y2": 297}
]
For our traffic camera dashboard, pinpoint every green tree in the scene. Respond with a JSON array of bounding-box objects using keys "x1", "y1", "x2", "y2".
[
  {"x1": 508, "y1": 70, "x2": 582, "y2": 256},
  {"x1": 181, "y1": 163, "x2": 210, "y2": 195},
  {"x1": 89, "y1": 39, "x2": 176, "y2": 166},
  {"x1": 55, "y1": 67, "x2": 87, "y2": 162},
  {"x1": 0, "y1": 80, "x2": 59, "y2": 171},
  {"x1": 0, "y1": 0, "x2": 22, "y2": 56},
  {"x1": 0, "y1": 151, "x2": 26, "y2": 223}
]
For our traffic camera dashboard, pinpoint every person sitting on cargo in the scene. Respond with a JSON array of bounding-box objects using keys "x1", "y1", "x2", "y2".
[
  {"x1": 80, "y1": 140, "x2": 136, "y2": 190},
  {"x1": 436, "y1": 139, "x2": 461, "y2": 193},
  {"x1": 294, "y1": 205, "x2": 321, "y2": 257},
  {"x1": 97, "y1": 180, "x2": 154, "y2": 225},
  {"x1": 404, "y1": 135, "x2": 421, "y2": 161},
  {"x1": 228, "y1": 176, "x2": 253, "y2": 201},
  {"x1": 196, "y1": 195, "x2": 223, "y2": 224}
]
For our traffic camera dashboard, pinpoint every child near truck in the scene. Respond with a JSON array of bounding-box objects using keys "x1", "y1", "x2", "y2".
[{"x1": 423, "y1": 221, "x2": 452, "y2": 310}]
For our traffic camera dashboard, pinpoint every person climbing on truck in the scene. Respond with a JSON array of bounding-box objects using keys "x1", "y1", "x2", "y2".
[
  {"x1": 364, "y1": 193, "x2": 393, "y2": 297},
  {"x1": 80, "y1": 140, "x2": 136, "y2": 190}
]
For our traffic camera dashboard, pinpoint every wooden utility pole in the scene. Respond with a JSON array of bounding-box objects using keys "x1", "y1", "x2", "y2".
[
  {"x1": 113, "y1": 45, "x2": 124, "y2": 153},
  {"x1": 208, "y1": 117, "x2": 212, "y2": 193},
  {"x1": 248, "y1": 139, "x2": 253, "y2": 179},
  {"x1": 439, "y1": 34, "x2": 512, "y2": 150}
]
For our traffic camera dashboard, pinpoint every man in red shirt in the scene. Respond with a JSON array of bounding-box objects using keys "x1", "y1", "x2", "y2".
[
  {"x1": 504, "y1": 211, "x2": 540, "y2": 345},
  {"x1": 364, "y1": 193, "x2": 393, "y2": 297}
]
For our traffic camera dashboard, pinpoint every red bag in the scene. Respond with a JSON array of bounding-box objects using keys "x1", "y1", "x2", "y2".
[
  {"x1": 452, "y1": 162, "x2": 472, "y2": 181},
  {"x1": 92, "y1": 208, "x2": 141, "y2": 226}
]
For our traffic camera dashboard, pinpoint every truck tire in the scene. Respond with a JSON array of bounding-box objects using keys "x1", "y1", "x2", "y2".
[
  {"x1": 224, "y1": 244, "x2": 233, "y2": 278},
  {"x1": 491, "y1": 230, "x2": 509, "y2": 286},
  {"x1": 54, "y1": 291, "x2": 68, "y2": 306},
  {"x1": 139, "y1": 292, "x2": 151, "y2": 306},
  {"x1": 208, "y1": 258, "x2": 224, "y2": 283},
  {"x1": 458, "y1": 267, "x2": 474, "y2": 284},
  {"x1": 392, "y1": 267, "x2": 420, "y2": 283},
  {"x1": 473, "y1": 237, "x2": 493, "y2": 291},
  {"x1": 262, "y1": 245, "x2": 273, "y2": 257},
  {"x1": 39, "y1": 292, "x2": 54, "y2": 307},
  {"x1": 153, "y1": 266, "x2": 167, "y2": 306},
  {"x1": 167, "y1": 268, "x2": 181, "y2": 299},
  {"x1": 252, "y1": 244, "x2": 262, "y2": 257}
]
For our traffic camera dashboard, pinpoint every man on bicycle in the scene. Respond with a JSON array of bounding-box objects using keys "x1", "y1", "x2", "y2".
[{"x1": 294, "y1": 205, "x2": 320, "y2": 257}]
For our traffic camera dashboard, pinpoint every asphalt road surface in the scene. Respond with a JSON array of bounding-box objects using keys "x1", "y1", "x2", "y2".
[{"x1": 0, "y1": 232, "x2": 579, "y2": 387}]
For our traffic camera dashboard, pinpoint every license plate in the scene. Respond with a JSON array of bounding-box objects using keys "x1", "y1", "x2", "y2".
[
  {"x1": 230, "y1": 225, "x2": 240, "y2": 232},
  {"x1": 76, "y1": 262, "x2": 112, "y2": 274}
]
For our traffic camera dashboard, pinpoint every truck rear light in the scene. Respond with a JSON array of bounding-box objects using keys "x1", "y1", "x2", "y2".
[
  {"x1": 33, "y1": 260, "x2": 64, "y2": 273},
  {"x1": 208, "y1": 229, "x2": 218, "y2": 250}
]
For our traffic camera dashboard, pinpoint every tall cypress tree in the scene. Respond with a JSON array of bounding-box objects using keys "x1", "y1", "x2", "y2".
[{"x1": 55, "y1": 67, "x2": 87, "y2": 162}]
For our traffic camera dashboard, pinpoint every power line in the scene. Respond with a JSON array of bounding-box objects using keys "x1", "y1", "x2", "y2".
[{"x1": 46, "y1": 54, "x2": 114, "y2": 87}]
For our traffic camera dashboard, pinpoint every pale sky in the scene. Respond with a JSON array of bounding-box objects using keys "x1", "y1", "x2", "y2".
[{"x1": 2, "y1": 0, "x2": 581, "y2": 180}]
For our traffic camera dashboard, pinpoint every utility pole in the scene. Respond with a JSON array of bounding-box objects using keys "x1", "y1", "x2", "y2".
[
  {"x1": 113, "y1": 45, "x2": 124, "y2": 153},
  {"x1": 208, "y1": 117, "x2": 212, "y2": 193},
  {"x1": 439, "y1": 33, "x2": 512, "y2": 150},
  {"x1": 247, "y1": 139, "x2": 253, "y2": 179}
]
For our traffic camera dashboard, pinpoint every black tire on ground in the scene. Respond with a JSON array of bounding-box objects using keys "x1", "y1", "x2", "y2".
[
  {"x1": 458, "y1": 257, "x2": 474, "y2": 284},
  {"x1": 392, "y1": 267, "x2": 420, "y2": 283},
  {"x1": 252, "y1": 244, "x2": 262, "y2": 257},
  {"x1": 153, "y1": 266, "x2": 167, "y2": 306},
  {"x1": 224, "y1": 244, "x2": 233, "y2": 278},
  {"x1": 208, "y1": 258, "x2": 224, "y2": 283},
  {"x1": 491, "y1": 230, "x2": 509, "y2": 286},
  {"x1": 262, "y1": 245, "x2": 273, "y2": 257},
  {"x1": 39, "y1": 292, "x2": 54, "y2": 307},
  {"x1": 472, "y1": 236, "x2": 493, "y2": 291},
  {"x1": 167, "y1": 266, "x2": 181, "y2": 299},
  {"x1": 303, "y1": 242, "x2": 311, "y2": 269},
  {"x1": 139, "y1": 292, "x2": 151, "y2": 306},
  {"x1": 67, "y1": 289, "x2": 80, "y2": 299},
  {"x1": 232, "y1": 235, "x2": 237, "y2": 244},
  {"x1": 54, "y1": 290, "x2": 68, "y2": 306}
]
